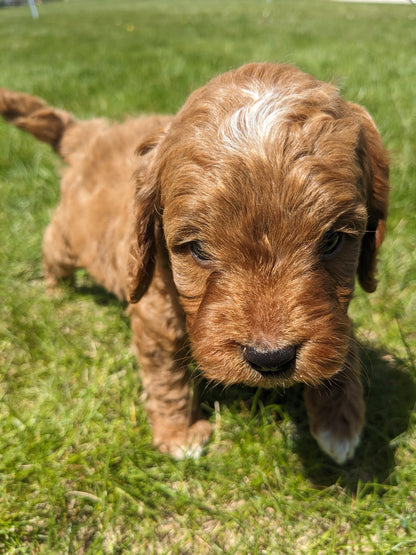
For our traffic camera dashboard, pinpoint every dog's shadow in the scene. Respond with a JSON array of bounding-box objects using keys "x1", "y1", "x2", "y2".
[
  {"x1": 60, "y1": 278, "x2": 414, "y2": 490},
  {"x1": 202, "y1": 344, "x2": 414, "y2": 491},
  {"x1": 67, "y1": 274, "x2": 124, "y2": 308},
  {"x1": 289, "y1": 345, "x2": 415, "y2": 489}
]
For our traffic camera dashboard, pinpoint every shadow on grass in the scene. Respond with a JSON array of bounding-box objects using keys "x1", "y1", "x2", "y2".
[
  {"x1": 201, "y1": 343, "x2": 414, "y2": 492},
  {"x1": 58, "y1": 274, "x2": 415, "y2": 491},
  {"x1": 75, "y1": 282, "x2": 124, "y2": 307},
  {"x1": 285, "y1": 344, "x2": 415, "y2": 491},
  {"x1": 64, "y1": 271, "x2": 127, "y2": 309}
]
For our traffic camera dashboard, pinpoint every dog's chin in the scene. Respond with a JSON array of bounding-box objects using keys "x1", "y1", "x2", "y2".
[
  {"x1": 200, "y1": 360, "x2": 341, "y2": 389},
  {"x1": 192, "y1": 352, "x2": 280, "y2": 388},
  {"x1": 193, "y1": 341, "x2": 347, "y2": 389},
  {"x1": 197, "y1": 360, "x2": 301, "y2": 389},
  {"x1": 242, "y1": 361, "x2": 297, "y2": 388}
]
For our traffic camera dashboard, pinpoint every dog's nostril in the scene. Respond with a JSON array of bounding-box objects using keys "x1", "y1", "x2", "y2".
[{"x1": 242, "y1": 345, "x2": 296, "y2": 372}]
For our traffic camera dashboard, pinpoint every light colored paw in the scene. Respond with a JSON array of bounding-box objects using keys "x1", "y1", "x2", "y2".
[
  {"x1": 170, "y1": 442, "x2": 205, "y2": 460},
  {"x1": 313, "y1": 428, "x2": 361, "y2": 465},
  {"x1": 154, "y1": 419, "x2": 212, "y2": 460}
]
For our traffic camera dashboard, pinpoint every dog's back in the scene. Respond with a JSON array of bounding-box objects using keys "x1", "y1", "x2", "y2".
[{"x1": 0, "y1": 88, "x2": 171, "y2": 299}]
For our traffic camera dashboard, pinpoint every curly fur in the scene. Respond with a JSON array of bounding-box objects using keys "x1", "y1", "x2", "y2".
[{"x1": 0, "y1": 63, "x2": 389, "y2": 463}]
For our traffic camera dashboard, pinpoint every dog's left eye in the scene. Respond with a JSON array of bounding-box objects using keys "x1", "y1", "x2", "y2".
[
  {"x1": 321, "y1": 231, "x2": 342, "y2": 256},
  {"x1": 188, "y1": 241, "x2": 211, "y2": 262}
]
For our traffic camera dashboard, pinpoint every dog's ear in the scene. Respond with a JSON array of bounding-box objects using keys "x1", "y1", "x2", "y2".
[
  {"x1": 128, "y1": 128, "x2": 167, "y2": 303},
  {"x1": 350, "y1": 103, "x2": 390, "y2": 293}
]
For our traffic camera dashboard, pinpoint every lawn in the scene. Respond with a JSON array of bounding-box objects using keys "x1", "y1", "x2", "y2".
[{"x1": 0, "y1": 0, "x2": 415, "y2": 552}]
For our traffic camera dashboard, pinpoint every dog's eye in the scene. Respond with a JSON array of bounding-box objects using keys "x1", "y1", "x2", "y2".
[
  {"x1": 188, "y1": 241, "x2": 211, "y2": 262},
  {"x1": 321, "y1": 231, "x2": 342, "y2": 256}
]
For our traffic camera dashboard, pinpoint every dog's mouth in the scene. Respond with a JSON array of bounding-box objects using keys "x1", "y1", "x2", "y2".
[
  {"x1": 249, "y1": 361, "x2": 294, "y2": 378},
  {"x1": 247, "y1": 361, "x2": 296, "y2": 385}
]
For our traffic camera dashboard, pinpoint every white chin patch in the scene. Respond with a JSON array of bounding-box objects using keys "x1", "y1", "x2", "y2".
[{"x1": 314, "y1": 428, "x2": 361, "y2": 465}]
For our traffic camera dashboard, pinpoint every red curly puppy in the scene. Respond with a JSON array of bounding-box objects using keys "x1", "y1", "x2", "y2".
[{"x1": 0, "y1": 63, "x2": 389, "y2": 464}]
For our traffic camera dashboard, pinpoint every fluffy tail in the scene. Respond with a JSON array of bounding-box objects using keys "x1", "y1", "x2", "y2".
[{"x1": 0, "y1": 88, "x2": 76, "y2": 154}]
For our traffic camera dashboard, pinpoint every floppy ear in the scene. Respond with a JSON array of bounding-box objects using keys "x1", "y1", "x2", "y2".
[
  {"x1": 350, "y1": 103, "x2": 390, "y2": 293},
  {"x1": 128, "y1": 128, "x2": 167, "y2": 303}
]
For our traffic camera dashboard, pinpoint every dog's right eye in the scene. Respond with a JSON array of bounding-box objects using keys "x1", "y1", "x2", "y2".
[
  {"x1": 188, "y1": 241, "x2": 211, "y2": 262},
  {"x1": 321, "y1": 230, "x2": 342, "y2": 257}
]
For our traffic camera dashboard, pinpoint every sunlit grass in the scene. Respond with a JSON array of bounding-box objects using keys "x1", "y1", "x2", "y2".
[{"x1": 0, "y1": 0, "x2": 415, "y2": 552}]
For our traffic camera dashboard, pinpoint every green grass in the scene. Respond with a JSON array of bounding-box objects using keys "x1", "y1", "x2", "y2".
[{"x1": 0, "y1": 0, "x2": 415, "y2": 552}]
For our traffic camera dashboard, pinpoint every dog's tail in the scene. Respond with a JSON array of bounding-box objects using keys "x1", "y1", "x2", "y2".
[{"x1": 0, "y1": 88, "x2": 76, "y2": 156}]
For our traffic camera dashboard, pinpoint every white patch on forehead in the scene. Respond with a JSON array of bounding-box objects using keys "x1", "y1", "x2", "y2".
[
  {"x1": 219, "y1": 85, "x2": 309, "y2": 155},
  {"x1": 241, "y1": 87, "x2": 262, "y2": 101}
]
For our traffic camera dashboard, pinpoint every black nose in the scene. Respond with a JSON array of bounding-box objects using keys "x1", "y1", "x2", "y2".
[{"x1": 242, "y1": 344, "x2": 296, "y2": 373}]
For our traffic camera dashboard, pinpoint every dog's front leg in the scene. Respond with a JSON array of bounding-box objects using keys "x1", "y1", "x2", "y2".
[
  {"x1": 304, "y1": 339, "x2": 365, "y2": 464},
  {"x1": 129, "y1": 273, "x2": 212, "y2": 459}
]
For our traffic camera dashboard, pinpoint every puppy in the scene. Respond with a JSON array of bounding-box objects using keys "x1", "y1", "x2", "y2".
[{"x1": 0, "y1": 63, "x2": 389, "y2": 464}]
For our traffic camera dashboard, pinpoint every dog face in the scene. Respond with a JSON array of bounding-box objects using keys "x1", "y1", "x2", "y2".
[{"x1": 130, "y1": 63, "x2": 389, "y2": 389}]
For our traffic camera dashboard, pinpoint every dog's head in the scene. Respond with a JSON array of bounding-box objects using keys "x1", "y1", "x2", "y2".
[{"x1": 129, "y1": 63, "x2": 389, "y2": 388}]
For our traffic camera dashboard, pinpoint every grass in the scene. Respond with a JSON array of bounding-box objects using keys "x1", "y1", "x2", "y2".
[{"x1": 0, "y1": 0, "x2": 415, "y2": 552}]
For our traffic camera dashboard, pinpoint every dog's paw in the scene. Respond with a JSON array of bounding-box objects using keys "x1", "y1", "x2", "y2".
[
  {"x1": 304, "y1": 377, "x2": 365, "y2": 464},
  {"x1": 312, "y1": 427, "x2": 361, "y2": 465},
  {"x1": 154, "y1": 419, "x2": 213, "y2": 460}
]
